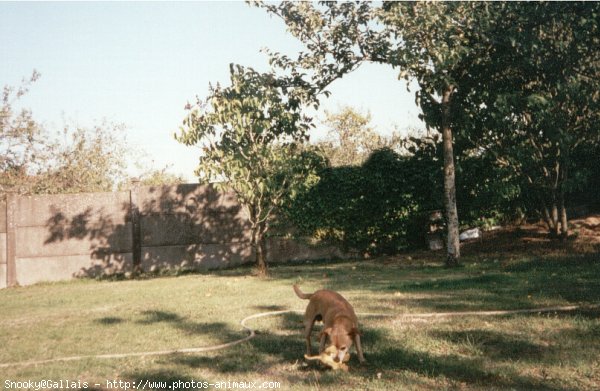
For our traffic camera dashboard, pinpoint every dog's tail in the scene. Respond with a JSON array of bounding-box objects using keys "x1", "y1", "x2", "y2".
[{"x1": 293, "y1": 284, "x2": 312, "y2": 300}]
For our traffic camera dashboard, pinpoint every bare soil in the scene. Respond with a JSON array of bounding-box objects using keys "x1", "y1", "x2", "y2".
[{"x1": 461, "y1": 214, "x2": 600, "y2": 258}]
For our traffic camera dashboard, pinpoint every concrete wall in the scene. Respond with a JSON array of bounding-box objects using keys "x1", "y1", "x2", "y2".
[
  {"x1": 2, "y1": 184, "x2": 342, "y2": 288},
  {"x1": 136, "y1": 184, "x2": 253, "y2": 271},
  {"x1": 0, "y1": 201, "x2": 6, "y2": 289},
  {"x1": 12, "y1": 191, "x2": 132, "y2": 286}
]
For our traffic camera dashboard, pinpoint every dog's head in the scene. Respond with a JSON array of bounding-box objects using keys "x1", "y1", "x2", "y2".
[{"x1": 321, "y1": 326, "x2": 359, "y2": 363}]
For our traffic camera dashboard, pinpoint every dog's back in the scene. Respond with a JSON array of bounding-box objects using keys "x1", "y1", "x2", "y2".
[{"x1": 293, "y1": 285, "x2": 358, "y2": 321}]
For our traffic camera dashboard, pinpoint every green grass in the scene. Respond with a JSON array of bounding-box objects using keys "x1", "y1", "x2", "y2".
[{"x1": 1, "y1": 252, "x2": 599, "y2": 390}]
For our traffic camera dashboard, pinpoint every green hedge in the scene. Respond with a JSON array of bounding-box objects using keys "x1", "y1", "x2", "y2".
[
  {"x1": 285, "y1": 146, "x2": 442, "y2": 255},
  {"x1": 286, "y1": 134, "x2": 600, "y2": 255}
]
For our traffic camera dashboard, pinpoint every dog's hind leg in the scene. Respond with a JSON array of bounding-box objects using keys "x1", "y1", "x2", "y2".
[{"x1": 303, "y1": 317, "x2": 317, "y2": 356}]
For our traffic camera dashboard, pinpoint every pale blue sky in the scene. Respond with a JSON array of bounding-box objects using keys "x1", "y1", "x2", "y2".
[{"x1": 1, "y1": 1, "x2": 423, "y2": 181}]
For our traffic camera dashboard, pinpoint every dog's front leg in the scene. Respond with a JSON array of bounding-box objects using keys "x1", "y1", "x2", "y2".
[{"x1": 354, "y1": 334, "x2": 366, "y2": 363}]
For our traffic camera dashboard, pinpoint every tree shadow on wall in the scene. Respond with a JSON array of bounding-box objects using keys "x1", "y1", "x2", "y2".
[{"x1": 43, "y1": 184, "x2": 252, "y2": 278}]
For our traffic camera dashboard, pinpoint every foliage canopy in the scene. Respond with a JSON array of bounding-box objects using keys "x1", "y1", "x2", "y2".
[{"x1": 176, "y1": 64, "x2": 324, "y2": 275}]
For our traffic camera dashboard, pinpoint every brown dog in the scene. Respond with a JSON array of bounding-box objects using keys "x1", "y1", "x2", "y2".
[{"x1": 293, "y1": 284, "x2": 365, "y2": 364}]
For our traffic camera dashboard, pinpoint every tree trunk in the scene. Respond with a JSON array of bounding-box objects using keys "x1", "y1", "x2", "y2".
[
  {"x1": 551, "y1": 200, "x2": 560, "y2": 236},
  {"x1": 247, "y1": 204, "x2": 269, "y2": 277},
  {"x1": 251, "y1": 218, "x2": 268, "y2": 277},
  {"x1": 559, "y1": 158, "x2": 568, "y2": 238},
  {"x1": 558, "y1": 168, "x2": 568, "y2": 239},
  {"x1": 540, "y1": 199, "x2": 554, "y2": 232},
  {"x1": 255, "y1": 233, "x2": 268, "y2": 277},
  {"x1": 441, "y1": 85, "x2": 460, "y2": 267},
  {"x1": 130, "y1": 179, "x2": 142, "y2": 277},
  {"x1": 559, "y1": 191, "x2": 568, "y2": 239}
]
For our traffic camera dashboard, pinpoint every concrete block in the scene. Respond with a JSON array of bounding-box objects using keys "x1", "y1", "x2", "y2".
[
  {"x1": 16, "y1": 223, "x2": 132, "y2": 258},
  {"x1": 15, "y1": 252, "x2": 133, "y2": 285},
  {"x1": 141, "y1": 213, "x2": 251, "y2": 247},
  {"x1": 16, "y1": 192, "x2": 130, "y2": 228},
  {"x1": 142, "y1": 242, "x2": 253, "y2": 271},
  {"x1": 0, "y1": 201, "x2": 6, "y2": 233},
  {"x1": 0, "y1": 232, "x2": 5, "y2": 264},
  {"x1": 137, "y1": 184, "x2": 241, "y2": 215},
  {"x1": 0, "y1": 264, "x2": 6, "y2": 289}
]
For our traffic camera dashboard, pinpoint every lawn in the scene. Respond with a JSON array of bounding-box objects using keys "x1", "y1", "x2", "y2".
[{"x1": 1, "y1": 227, "x2": 599, "y2": 390}]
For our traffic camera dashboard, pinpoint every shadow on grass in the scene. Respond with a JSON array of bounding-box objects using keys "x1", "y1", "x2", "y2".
[
  {"x1": 95, "y1": 316, "x2": 124, "y2": 325},
  {"x1": 136, "y1": 310, "x2": 246, "y2": 342},
  {"x1": 263, "y1": 253, "x2": 600, "y2": 312},
  {"x1": 170, "y1": 311, "x2": 346, "y2": 388},
  {"x1": 88, "y1": 304, "x2": 596, "y2": 390},
  {"x1": 172, "y1": 311, "x2": 304, "y2": 372},
  {"x1": 253, "y1": 305, "x2": 288, "y2": 312},
  {"x1": 93, "y1": 309, "x2": 246, "y2": 348},
  {"x1": 369, "y1": 346, "x2": 573, "y2": 391},
  {"x1": 434, "y1": 329, "x2": 554, "y2": 363},
  {"x1": 88, "y1": 253, "x2": 598, "y2": 389},
  {"x1": 164, "y1": 314, "x2": 577, "y2": 390}
]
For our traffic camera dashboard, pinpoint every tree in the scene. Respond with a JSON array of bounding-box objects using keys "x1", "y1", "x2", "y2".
[
  {"x1": 37, "y1": 121, "x2": 130, "y2": 194},
  {"x1": 120, "y1": 157, "x2": 187, "y2": 189},
  {"x1": 1, "y1": 70, "x2": 50, "y2": 197},
  {"x1": 176, "y1": 64, "x2": 321, "y2": 276},
  {"x1": 380, "y1": 2, "x2": 517, "y2": 265},
  {"x1": 132, "y1": 169, "x2": 185, "y2": 187},
  {"x1": 2, "y1": 71, "x2": 144, "y2": 197},
  {"x1": 451, "y1": 2, "x2": 600, "y2": 237},
  {"x1": 259, "y1": 1, "x2": 469, "y2": 266},
  {"x1": 255, "y1": 2, "x2": 376, "y2": 93},
  {"x1": 318, "y1": 106, "x2": 398, "y2": 167},
  {"x1": 382, "y1": 2, "x2": 600, "y2": 241},
  {"x1": 258, "y1": 1, "x2": 600, "y2": 257}
]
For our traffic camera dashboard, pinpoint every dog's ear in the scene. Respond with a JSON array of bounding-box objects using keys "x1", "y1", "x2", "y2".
[
  {"x1": 349, "y1": 327, "x2": 362, "y2": 338},
  {"x1": 320, "y1": 327, "x2": 333, "y2": 339}
]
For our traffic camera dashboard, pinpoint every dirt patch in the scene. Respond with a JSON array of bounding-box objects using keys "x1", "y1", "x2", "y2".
[
  {"x1": 460, "y1": 214, "x2": 600, "y2": 258},
  {"x1": 570, "y1": 215, "x2": 600, "y2": 241}
]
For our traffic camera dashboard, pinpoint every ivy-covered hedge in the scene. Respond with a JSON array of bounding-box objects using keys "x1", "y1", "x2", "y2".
[
  {"x1": 284, "y1": 134, "x2": 600, "y2": 255},
  {"x1": 285, "y1": 146, "x2": 443, "y2": 255},
  {"x1": 285, "y1": 138, "x2": 533, "y2": 255}
]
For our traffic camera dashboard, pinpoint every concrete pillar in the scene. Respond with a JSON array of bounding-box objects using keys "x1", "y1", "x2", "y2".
[
  {"x1": 130, "y1": 179, "x2": 142, "y2": 275},
  {"x1": 6, "y1": 193, "x2": 17, "y2": 287}
]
